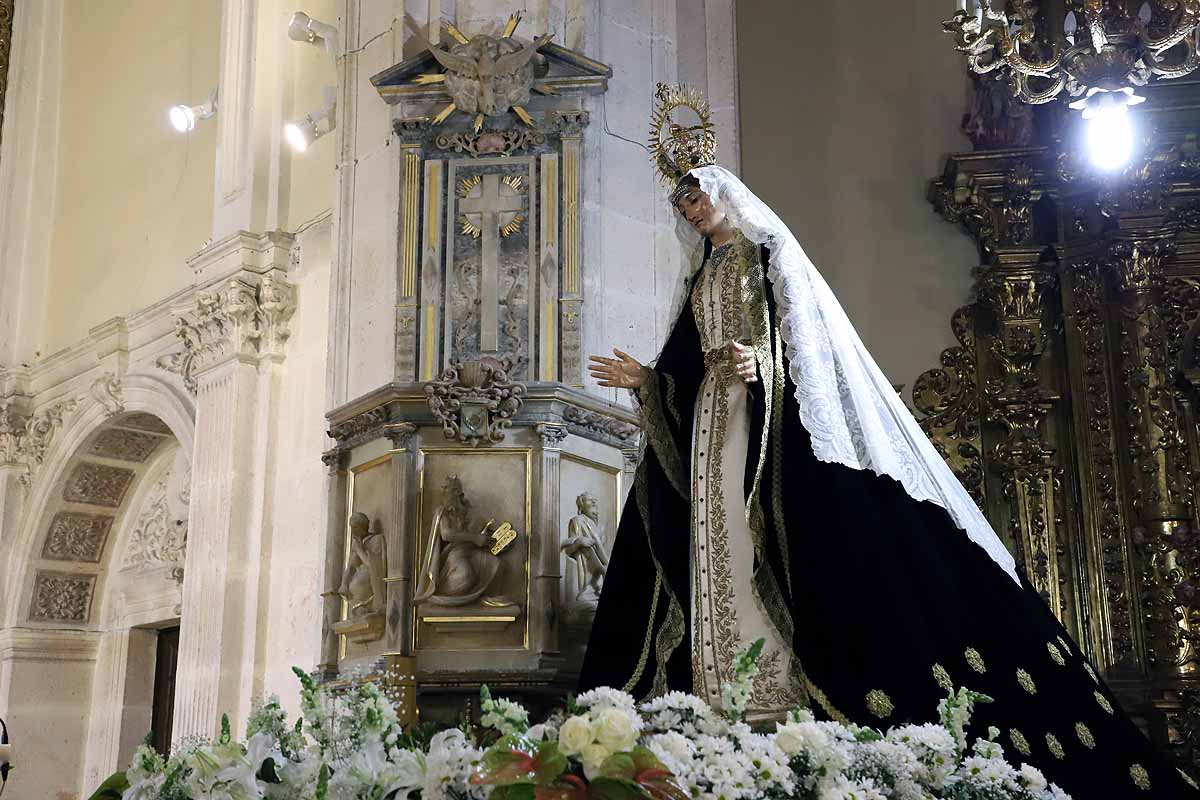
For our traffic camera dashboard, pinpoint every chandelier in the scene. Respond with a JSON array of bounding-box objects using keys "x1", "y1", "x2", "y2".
[
  {"x1": 946, "y1": 2, "x2": 1200, "y2": 166},
  {"x1": 946, "y1": 2, "x2": 1200, "y2": 102}
]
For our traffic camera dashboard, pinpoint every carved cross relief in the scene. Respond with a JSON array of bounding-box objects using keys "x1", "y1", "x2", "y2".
[{"x1": 458, "y1": 173, "x2": 526, "y2": 352}]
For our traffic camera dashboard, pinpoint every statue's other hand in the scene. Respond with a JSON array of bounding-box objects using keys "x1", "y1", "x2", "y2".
[
  {"x1": 587, "y1": 348, "x2": 647, "y2": 389},
  {"x1": 727, "y1": 339, "x2": 758, "y2": 383}
]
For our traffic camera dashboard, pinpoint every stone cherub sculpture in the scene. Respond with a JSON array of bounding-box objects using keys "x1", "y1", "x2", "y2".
[
  {"x1": 414, "y1": 474, "x2": 512, "y2": 608},
  {"x1": 338, "y1": 512, "x2": 387, "y2": 618},
  {"x1": 562, "y1": 492, "x2": 609, "y2": 601},
  {"x1": 429, "y1": 31, "x2": 551, "y2": 118}
]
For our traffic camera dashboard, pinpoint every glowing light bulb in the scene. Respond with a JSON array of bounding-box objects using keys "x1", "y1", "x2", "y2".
[
  {"x1": 169, "y1": 104, "x2": 197, "y2": 132},
  {"x1": 285, "y1": 120, "x2": 313, "y2": 152},
  {"x1": 1086, "y1": 102, "x2": 1133, "y2": 170}
]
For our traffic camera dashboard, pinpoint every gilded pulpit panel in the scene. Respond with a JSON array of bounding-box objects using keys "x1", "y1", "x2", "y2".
[{"x1": 413, "y1": 448, "x2": 530, "y2": 652}]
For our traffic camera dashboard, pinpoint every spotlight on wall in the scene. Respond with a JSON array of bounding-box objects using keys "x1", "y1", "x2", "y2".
[
  {"x1": 285, "y1": 87, "x2": 337, "y2": 153},
  {"x1": 288, "y1": 11, "x2": 340, "y2": 61},
  {"x1": 169, "y1": 90, "x2": 217, "y2": 133}
]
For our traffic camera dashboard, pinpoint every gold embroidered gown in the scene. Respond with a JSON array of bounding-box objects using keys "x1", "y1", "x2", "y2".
[{"x1": 687, "y1": 233, "x2": 805, "y2": 719}]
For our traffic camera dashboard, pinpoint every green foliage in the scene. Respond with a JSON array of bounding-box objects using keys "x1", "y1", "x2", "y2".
[{"x1": 84, "y1": 771, "x2": 129, "y2": 800}]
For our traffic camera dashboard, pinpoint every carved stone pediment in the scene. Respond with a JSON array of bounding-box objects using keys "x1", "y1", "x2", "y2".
[{"x1": 425, "y1": 356, "x2": 526, "y2": 446}]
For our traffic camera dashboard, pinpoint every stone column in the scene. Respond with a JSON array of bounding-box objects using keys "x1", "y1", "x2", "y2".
[
  {"x1": 534, "y1": 423, "x2": 568, "y2": 658},
  {"x1": 164, "y1": 236, "x2": 297, "y2": 742},
  {"x1": 318, "y1": 453, "x2": 348, "y2": 678},
  {"x1": 384, "y1": 422, "x2": 419, "y2": 655}
]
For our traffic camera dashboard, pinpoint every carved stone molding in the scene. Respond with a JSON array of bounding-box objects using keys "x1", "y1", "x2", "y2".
[
  {"x1": 562, "y1": 405, "x2": 640, "y2": 446},
  {"x1": 434, "y1": 126, "x2": 547, "y2": 157},
  {"x1": 329, "y1": 406, "x2": 388, "y2": 449},
  {"x1": 42, "y1": 512, "x2": 113, "y2": 563},
  {"x1": 425, "y1": 356, "x2": 526, "y2": 446},
  {"x1": 384, "y1": 421, "x2": 418, "y2": 449},
  {"x1": 0, "y1": 393, "x2": 81, "y2": 485},
  {"x1": 157, "y1": 274, "x2": 297, "y2": 393},
  {"x1": 29, "y1": 571, "x2": 95, "y2": 623},
  {"x1": 90, "y1": 373, "x2": 124, "y2": 417}
]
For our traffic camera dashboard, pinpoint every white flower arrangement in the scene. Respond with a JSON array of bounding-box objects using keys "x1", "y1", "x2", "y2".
[{"x1": 92, "y1": 641, "x2": 1075, "y2": 800}]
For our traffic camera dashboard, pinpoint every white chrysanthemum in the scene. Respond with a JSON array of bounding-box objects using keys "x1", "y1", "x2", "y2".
[
  {"x1": 821, "y1": 774, "x2": 887, "y2": 800},
  {"x1": 957, "y1": 754, "x2": 1022, "y2": 792},
  {"x1": 886, "y1": 723, "x2": 957, "y2": 788},
  {"x1": 576, "y1": 686, "x2": 639, "y2": 714}
]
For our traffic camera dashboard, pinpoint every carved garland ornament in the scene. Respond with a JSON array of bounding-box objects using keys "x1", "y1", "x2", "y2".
[{"x1": 425, "y1": 356, "x2": 526, "y2": 446}]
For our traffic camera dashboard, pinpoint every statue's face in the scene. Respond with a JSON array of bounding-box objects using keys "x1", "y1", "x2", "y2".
[
  {"x1": 674, "y1": 186, "x2": 727, "y2": 237},
  {"x1": 580, "y1": 495, "x2": 597, "y2": 517}
]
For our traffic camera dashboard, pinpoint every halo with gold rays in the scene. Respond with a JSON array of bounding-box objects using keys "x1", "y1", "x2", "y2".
[
  {"x1": 647, "y1": 83, "x2": 717, "y2": 186},
  {"x1": 418, "y1": 11, "x2": 557, "y2": 131},
  {"x1": 457, "y1": 174, "x2": 526, "y2": 239}
]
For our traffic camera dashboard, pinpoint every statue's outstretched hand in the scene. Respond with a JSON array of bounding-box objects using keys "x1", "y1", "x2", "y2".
[{"x1": 588, "y1": 348, "x2": 647, "y2": 390}]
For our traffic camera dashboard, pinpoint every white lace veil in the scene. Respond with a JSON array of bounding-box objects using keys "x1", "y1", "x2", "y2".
[{"x1": 674, "y1": 166, "x2": 1019, "y2": 584}]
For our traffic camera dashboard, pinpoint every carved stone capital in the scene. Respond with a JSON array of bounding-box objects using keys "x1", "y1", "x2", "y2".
[
  {"x1": 536, "y1": 423, "x2": 568, "y2": 449},
  {"x1": 384, "y1": 421, "x2": 418, "y2": 449},
  {"x1": 157, "y1": 275, "x2": 297, "y2": 393},
  {"x1": 328, "y1": 406, "x2": 389, "y2": 450},
  {"x1": 394, "y1": 117, "x2": 431, "y2": 145},
  {"x1": 554, "y1": 110, "x2": 590, "y2": 138}
]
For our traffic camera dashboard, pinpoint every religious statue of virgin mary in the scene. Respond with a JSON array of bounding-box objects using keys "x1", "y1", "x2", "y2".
[{"x1": 579, "y1": 84, "x2": 1196, "y2": 798}]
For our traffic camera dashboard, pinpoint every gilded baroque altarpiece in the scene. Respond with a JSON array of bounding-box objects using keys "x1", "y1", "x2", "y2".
[{"x1": 923, "y1": 78, "x2": 1200, "y2": 772}]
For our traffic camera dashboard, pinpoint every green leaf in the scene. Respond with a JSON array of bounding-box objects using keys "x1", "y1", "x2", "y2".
[
  {"x1": 475, "y1": 736, "x2": 568, "y2": 786},
  {"x1": 257, "y1": 756, "x2": 282, "y2": 784},
  {"x1": 84, "y1": 771, "x2": 129, "y2": 800},
  {"x1": 316, "y1": 762, "x2": 331, "y2": 800},
  {"x1": 492, "y1": 785, "x2": 538, "y2": 800},
  {"x1": 587, "y1": 777, "x2": 645, "y2": 800},
  {"x1": 220, "y1": 713, "x2": 232, "y2": 744},
  {"x1": 597, "y1": 753, "x2": 637, "y2": 781},
  {"x1": 481, "y1": 684, "x2": 494, "y2": 706},
  {"x1": 292, "y1": 665, "x2": 317, "y2": 692}
]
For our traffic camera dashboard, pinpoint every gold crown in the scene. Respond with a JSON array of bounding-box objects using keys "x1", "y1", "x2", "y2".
[{"x1": 648, "y1": 83, "x2": 717, "y2": 186}]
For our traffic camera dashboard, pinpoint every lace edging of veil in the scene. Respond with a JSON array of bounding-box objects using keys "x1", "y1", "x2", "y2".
[{"x1": 675, "y1": 166, "x2": 1019, "y2": 584}]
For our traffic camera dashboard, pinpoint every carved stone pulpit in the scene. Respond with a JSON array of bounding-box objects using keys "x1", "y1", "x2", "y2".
[{"x1": 320, "y1": 17, "x2": 635, "y2": 721}]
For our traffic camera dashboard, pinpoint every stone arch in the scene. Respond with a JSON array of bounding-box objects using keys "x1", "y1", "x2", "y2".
[{"x1": 0, "y1": 372, "x2": 195, "y2": 796}]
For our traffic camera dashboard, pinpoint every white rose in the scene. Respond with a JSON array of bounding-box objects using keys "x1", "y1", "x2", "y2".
[
  {"x1": 558, "y1": 715, "x2": 593, "y2": 756},
  {"x1": 774, "y1": 721, "x2": 805, "y2": 756},
  {"x1": 580, "y1": 743, "x2": 612, "y2": 780},
  {"x1": 592, "y1": 707, "x2": 638, "y2": 752}
]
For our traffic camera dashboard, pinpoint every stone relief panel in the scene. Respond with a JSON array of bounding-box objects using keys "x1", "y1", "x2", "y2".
[
  {"x1": 122, "y1": 451, "x2": 190, "y2": 574},
  {"x1": 414, "y1": 450, "x2": 529, "y2": 651},
  {"x1": 340, "y1": 458, "x2": 392, "y2": 661},
  {"x1": 87, "y1": 429, "x2": 165, "y2": 463},
  {"x1": 42, "y1": 512, "x2": 113, "y2": 563},
  {"x1": 29, "y1": 571, "x2": 96, "y2": 622},
  {"x1": 63, "y1": 463, "x2": 135, "y2": 508}
]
